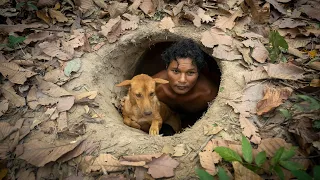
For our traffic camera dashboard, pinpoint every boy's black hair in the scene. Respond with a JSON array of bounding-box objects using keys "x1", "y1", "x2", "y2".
[{"x1": 161, "y1": 39, "x2": 206, "y2": 70}]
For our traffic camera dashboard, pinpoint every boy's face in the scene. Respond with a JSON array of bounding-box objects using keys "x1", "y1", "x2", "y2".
[{"x1": 167, "y1": 57, "x2": 199, "y2": 95}]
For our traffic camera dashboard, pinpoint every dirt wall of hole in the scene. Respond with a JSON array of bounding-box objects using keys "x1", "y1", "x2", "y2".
[{"x1": 63, "y1": 21, "x2": 246, "y2": 178}]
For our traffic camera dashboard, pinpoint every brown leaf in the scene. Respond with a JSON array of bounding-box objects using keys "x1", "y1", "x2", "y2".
[
  {"x1": 199, "y1": 140, "x2": 222, "y2": 175},
  {"x1": 265, "y1": 0, "x2": 287, "y2": 14},
  {"x1": 263, "y1": 63, "x2": 305, "y2": 80},
  {"x1": 139, "y1": 0, "x2": 156, "y2": 16},
  {"x1": 121, "y1": 153, "x2": 162, "y2": 164},
  {"x1": 93, "y1": 0, "x2": 108, "y2": 10},
  {"x1": 17, "y1": 139, "x2": 84, "y2": 167},
  {"x1": 0, "y1": 23, "x2": 47, "y2": 34},
  {"x1": 161, "y1": 144, "x2": 175, "y2": 155},
  {"x1": 27, "y1": 85, "x2": 39, "y2": 109},
  {"x1": 233, "y1": 161, "x2": 263, "y2": 180},
  {"x1": 309, "y1": 61, "x2": 320, "y2": 71},
  {"x1": 197, "y1": 8, "x2": 213, "y2": 23},
  {"x1": 121, "y1": 14, "x2": 139, "y2": 31},
  {"x1": 75, "y1": 0, "x2": 94, "y2": 12},
  {"x1": 238, "y1": 32, "x2": 264, "y2": 39},
  {"x1": 239, "y1": 115, "x2": 261, "y2": 144},
  {"x1": 243, "y1": 67, "x2": 269, "y2": 83},
  {"x1": 172, "y1": 1, "x2": 185, "y2": 16},
  {"x1": 75, "y1": 91, "x2": 98, "y2": 102},
  {"x1": 37, "y1": 0, "x2": 58, "y2": 7},
  {"x1": 57, "y1": 96, "x2": 75, "y2": 112},
  {"x1": 215, "y1": 9, "x2": 242, "y2": 31},
  {"x1": 57, "y1": 111, "x2": 68, "y2": 131},
  {"x1": 273, "y1": 18, "x2": 307, "y2": 28},
  {"x1": 128, "y1": 0, "x2": 142, "y2": 14},
  {"x1": 48, "y1": 9, "x2": 68, "y2": 22},
  {"x1": 159, "y1": 17, "x2": 175, "y2": 32},
  {"x1": 256, "y1": 87, "x2": 293, "y2": 115},
  {"x1": 85, "y1": 154, "x2": 125, "y2": 173},
  {"x1": 0, "y1": 122, "x2": 18, "y2": 141},
  {"x1": 310, "y1": 79, "x2": 320, "y2": 87},
  {"x1": 146, "y1": 154, "x2": 179, "y2": 179},
  {"x1": 201, "y1": 28, "x2": 234, "y2": 48},
  {"x1": 288, "y1": 47, "x2": 307, "y2": 59},
  {"x1": 108, "y1": 1, "x2": 128, "y2": 18},
  {"x1": 212, "y1": 45, "x2": 242, "y2": 60},
  {"x1": 17, "y1": 168, "x2": 36, "y2": 180},
  {"x1": 58, "y1": 140, "x2": 95, "y2": 162},
  {"x1": 203, "y1": 124, "x2": 223, "y2": 135},
  {"x1": 36, "y1": 9, "x2": 51, "y2": 24},
  {"x1": 285, "y1": 38, "x2": 310, "y2": 49},
  {"x1": 257, "y1": 138, "x2": 291, "y2": 156},
  {"x1": 44, "y1": 69, "x2": 70, "y2": 85},
  {"x1": 24, "y1": 31, "x2": 55, "y2": 44},
  {"x1": 300, "y1": 5, "x2": 320, "y2": 21},
  {"x1": 37, "y1": 77, "x2": 71, "y2": 97},
  {"x1": 99, "y1": 16, "x2": 122, "y2": 43},
  {"x1": 183, "y1": 10, "x2": 201, "y2": 28},
  {"x1": 0, "y1": 62, "x2": 36, "y2": 84},
  {"x1": 244, "y1": 0, "x2": 270, "y2": 23},
  {"x1": 1, "y1": 82, "x2": 26, "y2": 107},
  {"x1": 38, "y1": 41, "x2": 73, "y2": 60},
  {"x1": 0, "y1": 100, "x2": 9, "y2": 117},
  {"x1": 251, "y1": 41, "x2": 269, "y2": 63},
  {"x1": 172, "y1": 144, "x2": 185, "y2": 157},
  {"x1": 237, "y1": 45, "x2": 253, "y2": 64}
]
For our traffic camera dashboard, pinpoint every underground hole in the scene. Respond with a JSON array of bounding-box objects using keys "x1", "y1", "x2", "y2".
[{"x1": 130, "y1": 41, "x2": 221, "y2": 135}]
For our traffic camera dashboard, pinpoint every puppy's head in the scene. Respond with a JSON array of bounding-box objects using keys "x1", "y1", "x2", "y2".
[{"x1": 116, "y1": 74, "x2": 168, "y2": 116}]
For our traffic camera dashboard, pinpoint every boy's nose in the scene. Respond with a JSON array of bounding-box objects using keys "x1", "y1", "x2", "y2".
[{"x1": 179, "y1": 74, "x2": 186, "y2": 83}]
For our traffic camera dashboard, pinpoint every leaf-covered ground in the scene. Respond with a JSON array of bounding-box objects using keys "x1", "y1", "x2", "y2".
[{"x1": 0, "y1": 0, "x2": 319, "y2": 179}]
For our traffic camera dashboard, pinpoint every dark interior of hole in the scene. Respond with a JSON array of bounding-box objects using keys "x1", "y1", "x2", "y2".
[{"x1": 134, "y1": 41, "x2": 221, "y2": 134}]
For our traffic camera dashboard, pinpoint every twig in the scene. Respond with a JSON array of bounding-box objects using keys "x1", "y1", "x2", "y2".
[
  {"x1": 292, "y1": 155, "x2": 320, "y2": 159},
  {"x1": 190, "y1": 134, "x2": 215, "y2": 160},
  {"x1": 18, "y1": 43, "x2": 26, "y2": 56},
  {"x1": 30, "y1": 28, "x2": 71, "y2": 33}
]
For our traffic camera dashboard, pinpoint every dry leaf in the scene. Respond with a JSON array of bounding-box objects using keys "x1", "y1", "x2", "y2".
[
  {"x1": 243, "y1": 67, "x2": 269, "y2": 83},
  {"x1": 57, "y1": 111, "x2": 68, "y2": 131},
  {"x1": 237, "y1": 45, "x2": 253, "y2": 64},
  {"x1": 159, "y1": 17, "x2": 175, "y2": 32},
  {"x1": 121, "y1": 153, "x2": 162, "y2": 163},
  {"x1": 57, "y1": 96, "x2": 75, "y2": 112},
  {"x1": 86, "y1": 154, "x2": 125, "y2": 173},
  {"x1": 17, "y1": 139, "x2": 84, "y2": 167},
  {"x1": 288, "y1": 47, "x2": 307, "y2": 59},
  {"x1": 212, "y1": 45, "x2": 242, "y2": 60},
  {"x1": 184, "y1": 10, "x2": 201, "y2": 28},
  {"x1": 203, "y1": 124, "x2": 223, "y2": 135},
  {"x1": 285, "y1": 38, "x2": 310, "y2": 49},
  {"x1": 201, "y1": 28, "x2": 234, "y2": 48},
  {"x1": 239, "y1": 115, "x2": 261, "y2": 144},
  {"x1": 273, "y1": 18, "x2": 306, "y2": 28},
  {"x1": 139, "y1": 0, "x2": 155, "y2": 16},
  {"x1": 162, "y1": 144, "x2": 175, "y2": 155},
  {"x1": 44, "y1": 69, "x2": 70, "y2": 85},
  {"x1": 128, "y1": 0, "x2": 142, "y2": 14},
  {"x1": 197, "y1": 8, "x2": 213, "y2": 23},
  {"x1": 233, "y1": 161, "x2": 263, "y2": 180},
  {"x1": 256, "y1": 87, "x2": 293, "y2": 115},
  {"x1": 36, "y1": 9, "x2": 51, "y2": 24},
  {"x1": 1, "y1": 82, "x2": 26, "y2": 107},
  {"x1": 263, "y1": 63, "x2": 305, "y2": 80},
  {"x1": 310, "y1": 79, "x2": 320, "y2": 87},
  {"x1": 24, "y1": 31, "x2": 54, "y2": 44},
  {"x1": 17, "y1": 168, "x2": 36, "y2": 180},
  {"x1": 75, "y1": 91, "x2": 98, "y2": 102},
  {"x1": 93, "y1": 0, "x2": 108, "y2": 10},
  {"x1": 199, "y1": 140, "x2": 222, "y2": 175},
  {"x1": 0, "y1": 8, "x2": 19, "y2": 17},
  {"x1": 37, "y1": 77, "x2": 71, "y2": 97},
  {"x1": 245, "y1": 0, "x2": 270, "y2": 23},
  {"x1": 0, "y1": 23, "x2": 47, "y2": 34},
  {"x1": 108, "y1": 1, "x2": 128, "y2": 18},
  {"x1": 172, "y1": 1, "x2": 185, "y2": 16},
  {"x1": 309, "y1": 61, "x2": 320, "y2": 71},
  {"x1": 146, "y1": 154, "x2": 179, "y2": 179},
  {"x1": 39, "y1": 41, "x2": 73, "y2": 61},
  {"x1": 265, "y1": 0, "x2": 287, "y2": 14},
  {"x1": 173, "y1": 144, "x2": 185, "y2": 157},
  {"x1": 58, "y1": 140, "x2": 95, "y2": 162},
  {"x1": 0, "y1": 122, "x2": 18, "y2": 141},
  {"x1": 48, "y1": 9, "x2": 68, "y2": 22},
  {"x1": 251, "y1": 41, "x2": 269, "y2": 63},
  {"x1": 215, "y1": 9, "x2": 242, "y2": 31},
  {"x1": 37, "y1": 0, "x2": 58, "y2": 7},
  {"x1": 0, "y1": 62, "x2": 36, "y2": 84},
  {"x1": 0, "y1": 100, "x2": 9, "y2": 117},
  {"x1": 300, "y1": 5, "x2": 320, "y2": 21},
  {"x1": 100, "y1": 16, "x2": 122, "y2": 43}
]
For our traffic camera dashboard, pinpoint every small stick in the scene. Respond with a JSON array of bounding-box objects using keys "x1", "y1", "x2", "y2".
[
  {"x1": 30, "y1": 28, "x2": 71, "y2": 33},
  {"x1": 190, "y1": 134, "x2": 215, "y2": 160}
]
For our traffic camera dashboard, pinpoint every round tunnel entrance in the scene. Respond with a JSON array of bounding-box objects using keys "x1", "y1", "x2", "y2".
[{"x1": 134, "y1": 41, "x2": 221, "y2": 131}]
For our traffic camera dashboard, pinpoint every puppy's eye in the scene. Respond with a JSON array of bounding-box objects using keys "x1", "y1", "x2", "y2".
[
  {"x1": 150, "y1": 92, "x2": 155, "y2": 96},
  {"x1": 136, "y1": 93, "x2": 142, "y2": 98}
]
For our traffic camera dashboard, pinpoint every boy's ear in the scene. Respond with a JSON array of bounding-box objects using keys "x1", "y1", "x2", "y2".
[
  {"x1": 116, "y1": 80, "x2": 132, "y2": 87},
  {"x1": 154, "y1": 78, "x2": 169, "y2": 84}
]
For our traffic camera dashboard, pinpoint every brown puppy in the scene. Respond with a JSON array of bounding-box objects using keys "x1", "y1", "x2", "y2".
[{"x1": 116, "y1": 74, "x2": 181, "y2": 135}]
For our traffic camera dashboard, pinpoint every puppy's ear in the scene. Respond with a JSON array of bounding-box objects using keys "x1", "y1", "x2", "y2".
[
  {"x1": 116, "y1": 80, "x2": 132, "y2": 87},
  {"x1": 154, "y1": 78, "x2": 169, "y2": 84}
]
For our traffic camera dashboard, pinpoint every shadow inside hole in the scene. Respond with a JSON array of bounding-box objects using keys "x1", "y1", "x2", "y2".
[{"x1": 134, "y1": 41, "x2": 221, "y2": 133}]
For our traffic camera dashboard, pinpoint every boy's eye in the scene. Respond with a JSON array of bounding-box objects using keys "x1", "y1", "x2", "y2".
[
  {"x1": 187, "y1": 71, "x2": 196, "y2": 75},
  {"x1": 136, "y1": 93, "x2": 142, "y2": 98},
  {"x1": 150, "y1": 92, "x2": 155, "y2": 96},
  {"x1": 172, "y1": 69, "x2": 179, "y2": 73}
]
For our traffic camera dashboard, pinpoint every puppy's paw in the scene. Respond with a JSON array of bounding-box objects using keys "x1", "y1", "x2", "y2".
[
  {"x1": 149, "y1": 126, "x2": 159, "y2": 135},
  {"x1": 131, "y1": 122, "x2": 141, "y2": 129}
]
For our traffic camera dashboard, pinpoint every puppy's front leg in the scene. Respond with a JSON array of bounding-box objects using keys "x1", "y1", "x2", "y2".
[
  {"x1": 149, "y1": 115, "x2": 163, "y2": 135},
  {"x1": 123, "y1": 116, "x2": 141, "y2": 129}
]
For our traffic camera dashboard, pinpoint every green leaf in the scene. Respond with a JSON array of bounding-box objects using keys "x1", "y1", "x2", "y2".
[
  {"x1": 296, "y1": 95, "x2": 320, "y2": 110},
  {"x1": 278, "y1": 108, "x2": 292, "y2": 120},
  {"x1": 255, "y1": 151, "x2": 267, "y2": 167},
  {"x1": 217, "y1": 167, "x2": 229, "y2": 180},
  {"x1": 268, "y1": 30, "x2": 288, "y2": 62},
  {"x1": 244, "y1": 164, "x2": 261, "y2": 173},
  {"x1": 196, "y1": 168, "x2": 214, "y2": 180},
  {"x1": 280, "y1": 147, "x2": 297, "y2": 161},
  {"x1": 27, "y1": 2, "x2": 38, "y2": 10},
  {"x1": 8, "y1": 35, "x2": 26, "y2": 48},
  {"x1": 214, "y1": 147, "x2": 243, "y2": 163},
  {"x1": 273, "y1": 165, "x2": 285, "y2": 180},
  {"x1": 313, "y1": 120, "x2": 320, "y2": 129},
  {"x1": 291, "y1": 170, "x2": 312, "y2": 180},
  {"x1": 64, "y1": 58, "x2": 82, "y2": 76},
  {"x1": 16, "y1": 2, "x2": 25, "y2": 9},
  {"x1": 271, "y1": 147, "x2": 284, "y2": 166},
  {"x1": 219, "y1": 87, "x2": 224, "y2": 92},
  {"x1": 242, "y1": 135, "x2": 253, "y2": 163},
  {"x1": 280, "y1": 160, "x2": 303, "y2": 171},
  {"x1": 314, "y1": 166, "x2": 320, "y2": 179}
]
